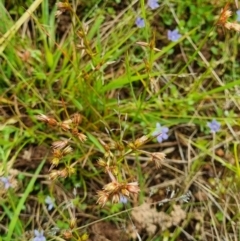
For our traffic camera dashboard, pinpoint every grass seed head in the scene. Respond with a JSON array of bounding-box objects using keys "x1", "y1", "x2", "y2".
[
  {"x1": 96, "y1": 190, "x2": 109, "y2": 207},
  {"x1": 49, "y1": 170, "x2": 60, "y2": 180},
  {"x1": 109, "y1": 165, "x2": 118, "y2": 176},
  {"x1": 217, "y1": 3, "x2": 231, "y2": 25},
  {"x1": 36, "y1": 114, "x2": 58, "y2": 126},
  {"x1": 55, "y1": 2, "x2": 72, "y2": 17},
  {"x1": 99, "y1": 139, "x2": 111, "y2": 152},
  {"x1": 77, "y1": 133, "x2": 87, "y2": 142},
  {"x1": 136, "y1": 40, "x2": 161, "y2": 51},
  {"x1": 133, "y1": 135, "x2": 148, "y2": 148},
  {"x1": 224, "y1": 22, "x2": 240, "y2": 31},
  {"x1": 80, "y1": 233, "x2": 89, "y2": 241},
  {"x1": 216, "y1": 3, "x2": 240, "y2": 32},
  {"x1": 53, "y1": 149, "x2": 63, "y2": 158},
  {"x1": 51, "y1": 157, "x2": 60, "y2": 166},
  {"x1": 112, "y1": 193, "x2": 121, "y2": 203},
  {"x1": 71, "y1": 127, "x2": 79, "y2": 136},
  {"x1": 97, "y1": 158, "x2": 107, "y2": 167},
  {"x1": 52, "y1": 140, "x2": 69, "y2": 150},
  {"x1": 62, "y1": 146, "x2": 73, "y2": 155},
  {"x1": 60, "y1": 122, "x2": 71, "y2": 131},
  {"x1": 61, "y1": 229, "x2": 73, "y2": 240},
  {"x1": 103, "y1": 181, "x2": 121, "y2": 193},
  {"x1": 104, "y1": 150, "x2": 114, "y2": 159},
  {"x1": 71, "y1": 113, "x2": 82, "y2": 125},
  {"x1": 67, "y1": 166, "x2": 75, "y2": 176},
  {"x1": 121, "y1": 188, "x2": 130, "y2": 197},
  {"x1": 59, "y1": 168, "x2": 69, "y2": 178},
  {"x1": 151, "y1": 152, "x2": 166, "y2": 168},
  {"x1": 125, "y1": 182, "x2": 140, "y2": 194},
  {"x1": 113, "y1": 141, "x2": 125, "y2": 151}
]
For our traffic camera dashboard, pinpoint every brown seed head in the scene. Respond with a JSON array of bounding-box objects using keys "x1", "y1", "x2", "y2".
[
  {"x1": 49, "y1": 170, "x2": 60, "y2": 180},
  {"x1": 121, "y1": 188, "x2": 130, "y2": 197},
  {"x1": 111, "y1": 193, "x2": 120, "y2": 203},
  {"x1": 97, "y1": 180, "x2": 140, "y2": 207},
  {"x1": 71, "y1": 113, "x2": 82, "y2": 125},
  {"x1": 151, "y1": 152, "x2": 166, "y2": 168},
  {"x1": 134, "y1": 135, "x2": 148, "y2": 148},
  {"x1": 53, "y1": 149, "x2": 63, "y2": 158},
  {"x1": 59, "y1": 168, "x2": 68, "y2": 178},
  {"x1": 224, "y1": 22, "x2": 240, "y2": 31},
  {"x1": 114, "y1": 141, "x2": 124, "y2": 151},
  {"x1": 56, "y1": 2, "x2": 72, "y2": 11},
  {"x1": 52, "y1": 140, "x2": 69, "y2": 150},
  {"x1": 60, "y1": 122, "x2": 71, "y2": 131},
  {"x1": 61, "y1": 229, "x2": 72, "y2": 240},
  {"x1": 109, "y1": 165, "x2": 118, "y2": 176},
  {"x1": 103, "y1": 181, "x2": 121, "y2": 193},
  {"x1": 217, "y1": 3, "x2": 231, "y2": 26},
  {"x1": 99, "y1": 139, "x2": 111, "y2": 152},
  {"x1": 104, "y1": 150, "x2": 114, "y2": 159},
  {"x1": 136, "y1": 41, "x2": 161, "y2": 52},
  {"x1": 77, "y1": 133, "x2": 87, "y2": 142},
  {"x1": 62, "y1": 146, "x2": 73, "y2": 155},
  {"x1": 96, "y1": 190, "x2": 109, "y2": 207},
  {"x1": 36, "y1": 114, "x2": 49, "y2": 122},
  {"x1": 126, "y1": 182, "x2": 140, "y2": 194},
  {"x1": 71, "y1": 127, "x2": 79, "y2": 136},
  {"x1": 97, "y1": 158, "x2": 107, "y2": 167},
  {"x1": 36, "y1": 114, "x2": 58, "y2": 126},
  {"x1": 55, "y1": 10, "x2": 62, "y2": 17},
  {"x1": 136, "y1": 41, "x2": 149, "y2": 47}
]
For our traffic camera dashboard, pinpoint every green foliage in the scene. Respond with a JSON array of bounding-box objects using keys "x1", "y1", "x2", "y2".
[{"x1": 1, "y1": 0, "x2": 240, "y2": 240}]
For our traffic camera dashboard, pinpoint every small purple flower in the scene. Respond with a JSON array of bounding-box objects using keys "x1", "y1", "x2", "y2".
[
  {"x1": 0, "y1": 176, "x2": 12, "y2": 189},
  {"x1": 148, "y1": 0, "x2": 159, "y2": 10},
  {"x1": 207, "y1": 119, "x2": 221, "y2": 133},
  {"x1": 119, "y1": 195, "x2": 128, "y2": 204},
  {"x1": 45, "y1": 196, "x2": 55, "y2": 211},
  {"x1": 33, "y1": 230, "x2": 46, "y2": 241},
  {"x1": 135, "y1": 17, "x2": 145, "y2": 28},
  {"x1": 237, "y1": 10, "x2": 240, "y2": 22},
  {"x1": 152, "y1": 123, "x2": 169, "y2": 143},
  {"x1": 167, "y1": 29, "x2": 181, "y2": 42}
]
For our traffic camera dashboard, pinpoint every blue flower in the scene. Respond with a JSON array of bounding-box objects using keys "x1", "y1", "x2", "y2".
[
  {"x1": 45, "y1": 196, "x2": 55, "y2": 211},
  {"x1": 33, "y1": 230, "x2": 46, "y2": 241},
  {"x1": 135, "y1": 17, "x2": 145, "y2": 28},
  {"x1": 167, "y1": 29, "x2": 181, "y2": 42},
  {"x1": 207, "y1": 119, "x2": 220, "y2": 133},
  {"x1": 237, "y1": 10, "x2": 240, "y2": 22},
  {"x1": 119, "y1": 194, "x2": 128, "y2": 204},
  {"x1": 152, "y1": 123, "x2": 169, "y2": 143},
  {"x1": 148, "y1": 0, "x2": 159, "y2": 10},
  {"x1": 0, "y1": 176, "x2": 12, "y2": 189}
]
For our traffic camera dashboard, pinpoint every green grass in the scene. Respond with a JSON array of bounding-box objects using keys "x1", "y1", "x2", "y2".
[{"x1": 1, "y1": 0, "x2": 240, "y2": 240}]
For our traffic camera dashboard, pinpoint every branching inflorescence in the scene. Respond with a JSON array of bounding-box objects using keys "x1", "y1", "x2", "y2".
[
  {"x1": 36, "y1": 113, "x2": 86, "y2": 179},
  {"x1": 36, "y1": 113, "x2": 167, "y2": 207}
]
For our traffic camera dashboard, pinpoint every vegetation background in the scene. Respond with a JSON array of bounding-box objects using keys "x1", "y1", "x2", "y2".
[{"x1": 1, "y1": 0, "x2": 240, "y2": 240}]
